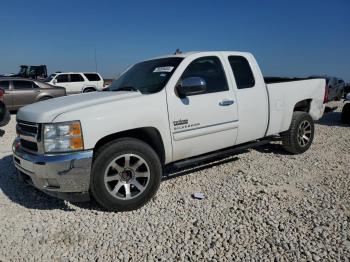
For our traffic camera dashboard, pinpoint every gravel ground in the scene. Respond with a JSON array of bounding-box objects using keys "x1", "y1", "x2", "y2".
[{"x1": 0, "y1": 104, "x2": 350, "y2": 261}]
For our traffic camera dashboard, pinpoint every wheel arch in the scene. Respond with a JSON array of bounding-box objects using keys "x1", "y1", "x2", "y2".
[
  {"x1": 36, "y1": 94, "x2": 54, "y2": 101},
  {"x1": 82, "y1": 86, "x2": 97, "y2": 92},
  {"x1": 93, "y1": 127, "x2": 166, "y2": 164},
  {"x1": 293, "y1": 99, "x2": 312, "y2": 112}
]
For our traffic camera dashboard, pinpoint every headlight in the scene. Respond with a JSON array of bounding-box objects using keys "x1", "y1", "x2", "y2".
[{"x1": 43, "y1": 121, "x2": 84, "y2": 153}]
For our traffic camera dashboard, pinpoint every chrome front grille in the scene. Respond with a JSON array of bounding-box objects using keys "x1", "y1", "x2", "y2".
[{"x1": 17, "y1": 121, "x2": 40, "y2": 153}]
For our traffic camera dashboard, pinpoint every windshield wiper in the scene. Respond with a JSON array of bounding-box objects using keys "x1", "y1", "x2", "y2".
[{"x1": 114, "y1": 86, "x2": 139, "y2": 92}]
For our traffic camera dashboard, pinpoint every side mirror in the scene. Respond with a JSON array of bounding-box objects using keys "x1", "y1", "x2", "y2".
[
  {"x1": 0, "y1": 101, "x2": 10, "y2": 127},
  {"x1": 177, "y1": 77, "x2": 206, "y2": 97},
  {"x1": 53, "y1": 79, "x2": 57, "y2": 84}
]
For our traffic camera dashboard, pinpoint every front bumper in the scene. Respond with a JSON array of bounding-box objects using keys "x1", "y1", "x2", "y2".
[{"x1": 12, "y1": 138, "x2": 93, "y2": 202}]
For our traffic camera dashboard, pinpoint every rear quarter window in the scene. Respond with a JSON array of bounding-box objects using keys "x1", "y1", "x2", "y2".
[
  {"x1": 228, "y1": 56, "x2": 255, "y2": 89},
  {"x1": 84, "y1": 73, "x2": 101, "y2": 81}
]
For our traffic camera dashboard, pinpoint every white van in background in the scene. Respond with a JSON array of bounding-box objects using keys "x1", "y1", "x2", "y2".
[{"x1": 44, "y1": 72, "x2": 104, "y2": 94}]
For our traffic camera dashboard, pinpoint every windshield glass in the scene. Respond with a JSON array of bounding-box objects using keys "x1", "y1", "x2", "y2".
[
  {"x1": 44, "y1": 74, "x2": 57, "y2": 82},
  {"x1": 108, "y1": 57, "x2": 183, "y2": 94}
]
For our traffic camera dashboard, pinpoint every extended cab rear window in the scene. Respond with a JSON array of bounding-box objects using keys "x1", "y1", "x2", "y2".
[
  {"x1": 84, "y1": 73, "x2": 101, "y2": 81},
  {"x1": 228, "y1": 56, "x2": 255, "y2": 89}
]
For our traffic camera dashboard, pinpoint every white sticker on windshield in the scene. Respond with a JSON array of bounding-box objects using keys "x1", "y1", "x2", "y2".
[{"x1": 153, "y1": 66, "x2": 174, "y2": 73}]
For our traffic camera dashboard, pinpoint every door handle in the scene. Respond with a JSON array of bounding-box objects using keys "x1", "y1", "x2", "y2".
[{"x1": 219, "y1": 99, "x2": 234, "y2": 106}]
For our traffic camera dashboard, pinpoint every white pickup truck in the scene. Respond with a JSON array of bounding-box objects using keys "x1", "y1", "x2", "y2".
[{"x1": 13, "y1": 51, "x2": 326, "y2": 211}]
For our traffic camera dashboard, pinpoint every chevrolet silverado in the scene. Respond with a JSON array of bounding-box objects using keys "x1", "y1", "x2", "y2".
[{"x1": 13, "y1": 51, "x2": 326, "y2": 211}]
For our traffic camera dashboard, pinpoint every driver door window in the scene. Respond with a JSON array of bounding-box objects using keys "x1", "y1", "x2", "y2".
[{"x1": 181, "y1": 56, "x2": 228, "y2": 94}]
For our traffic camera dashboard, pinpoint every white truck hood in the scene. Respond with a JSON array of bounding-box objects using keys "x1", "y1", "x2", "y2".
[{"x1": 17, "y1": 91, "x2": 141, "y2": 123}]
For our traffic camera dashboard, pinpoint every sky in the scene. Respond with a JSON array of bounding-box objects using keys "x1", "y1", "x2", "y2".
[{"x1": 1, "y1": 0, "x2": 349, "y2": 81}]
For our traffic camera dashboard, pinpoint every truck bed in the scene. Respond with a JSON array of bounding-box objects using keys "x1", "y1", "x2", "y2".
[{"x1": 265, "y1": 78, "x2": 326, "y2": 136}]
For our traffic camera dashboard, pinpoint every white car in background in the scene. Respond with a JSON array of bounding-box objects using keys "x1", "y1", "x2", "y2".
[{"x1": 44, "y1": 72, "x2": 104, "y2": 94}]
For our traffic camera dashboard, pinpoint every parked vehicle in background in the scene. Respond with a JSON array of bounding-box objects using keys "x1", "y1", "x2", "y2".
[
  {"x1": 341, "y1": 93, "x2": 350, "y2": 124},
  {"x1": 44, "y1": 72, "x2": 104, "y2": 94},
  {"x1": 0, "y1": 78, "x2": 66, "y2": 111},
  {"x1": 309, "y1": 76, "x2": 345, "y2": 102},
  {"x1": 103, "y1": 79, "x2": 114, "y2": 88},
  {"x1": 0, "y1": 65, "x2": 47, "y2": 79},
  {"x1": 336, "y1": 78, "x2": 345, "y2": 99},
  {"x1": 0, "y1": 89, "x2": 10, "y2": 127},
  {"x1": 13, "y1": 51, "x2": 327, "y2": 211},
  {"x1": 344, "y1": 83, "x2": 350, "y2": 96}
]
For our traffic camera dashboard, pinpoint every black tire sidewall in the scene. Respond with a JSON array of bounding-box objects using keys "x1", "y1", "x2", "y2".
[
  {"x1": 84, "y1": 88, "x2": 95, "y2": 93},
  {"x1": 90, "y1": 138, "x2": 161, "y2": 211},
  {"x1": 341, "y1": 104, "x2": 350, "y2": 123}
]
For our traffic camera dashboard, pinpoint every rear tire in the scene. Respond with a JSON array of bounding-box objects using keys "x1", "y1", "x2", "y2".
[
  {"x1": 281, "y1": 111, "x2": 315, "y2": 154},
  {"x1": 90, "y1": 138, "x2": 162, "y2": 212},
  {"x1": 341, "y1": 104, "x2": 350, "y2": 124},
  {"x1": 0, "y1": 102, "x2": 10, "y2": 127},
  {"x1": 83, "y1": 88, "x2": 96, "y2": 93}
]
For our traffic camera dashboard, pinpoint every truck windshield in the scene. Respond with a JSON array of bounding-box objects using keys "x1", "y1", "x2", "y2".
[{"x1": 108, "y1": 57, "x2": 183, "y2": 94}]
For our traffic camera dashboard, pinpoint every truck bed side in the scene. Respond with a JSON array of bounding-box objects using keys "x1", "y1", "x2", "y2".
[{"x1": 265, "y1": 79, "x2": 325, "y2": 136}]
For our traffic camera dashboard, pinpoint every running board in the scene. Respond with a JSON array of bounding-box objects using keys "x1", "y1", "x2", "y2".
[{"x1": 170, "y1": 139, "x2": 271, "y2": 170}]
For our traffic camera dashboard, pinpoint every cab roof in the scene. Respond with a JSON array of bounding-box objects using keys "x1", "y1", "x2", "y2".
[{"x1": 148, "y1": 50, "x2": 252, "y2": 60}]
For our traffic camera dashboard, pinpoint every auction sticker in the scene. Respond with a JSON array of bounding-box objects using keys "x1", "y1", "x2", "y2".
[{"x1": 153, "y1": 66, "x2": 174, "y2": 73}]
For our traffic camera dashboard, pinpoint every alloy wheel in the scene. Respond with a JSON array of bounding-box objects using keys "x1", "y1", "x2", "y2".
[
  {"x1": 297, "y1": 120, "x2": 312, "y2": 147},
  {"x1": 104, "y1": 154, "x2": 150, "y2": 200}
]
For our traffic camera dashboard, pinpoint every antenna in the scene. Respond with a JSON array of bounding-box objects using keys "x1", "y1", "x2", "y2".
[{"x1": 94, "y1": 47, "x2": 98, "y2": 72}]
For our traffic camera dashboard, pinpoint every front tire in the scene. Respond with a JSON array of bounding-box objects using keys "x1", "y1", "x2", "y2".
[
  {"x1": 90, "y1": 138, "x2": 162, "y2": 211},
  {"x1": 281, "y1": 111, "x2": 315, "y2": 154}
]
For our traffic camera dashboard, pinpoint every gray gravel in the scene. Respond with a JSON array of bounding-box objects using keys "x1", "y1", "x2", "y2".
[{"x1": 0, "y1": 104, "x2": 350, "y2": 261}]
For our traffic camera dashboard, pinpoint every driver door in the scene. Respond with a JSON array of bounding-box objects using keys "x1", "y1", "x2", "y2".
[{"x1": 166, "y1": 55, "x2": 238, "y2": 162}]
